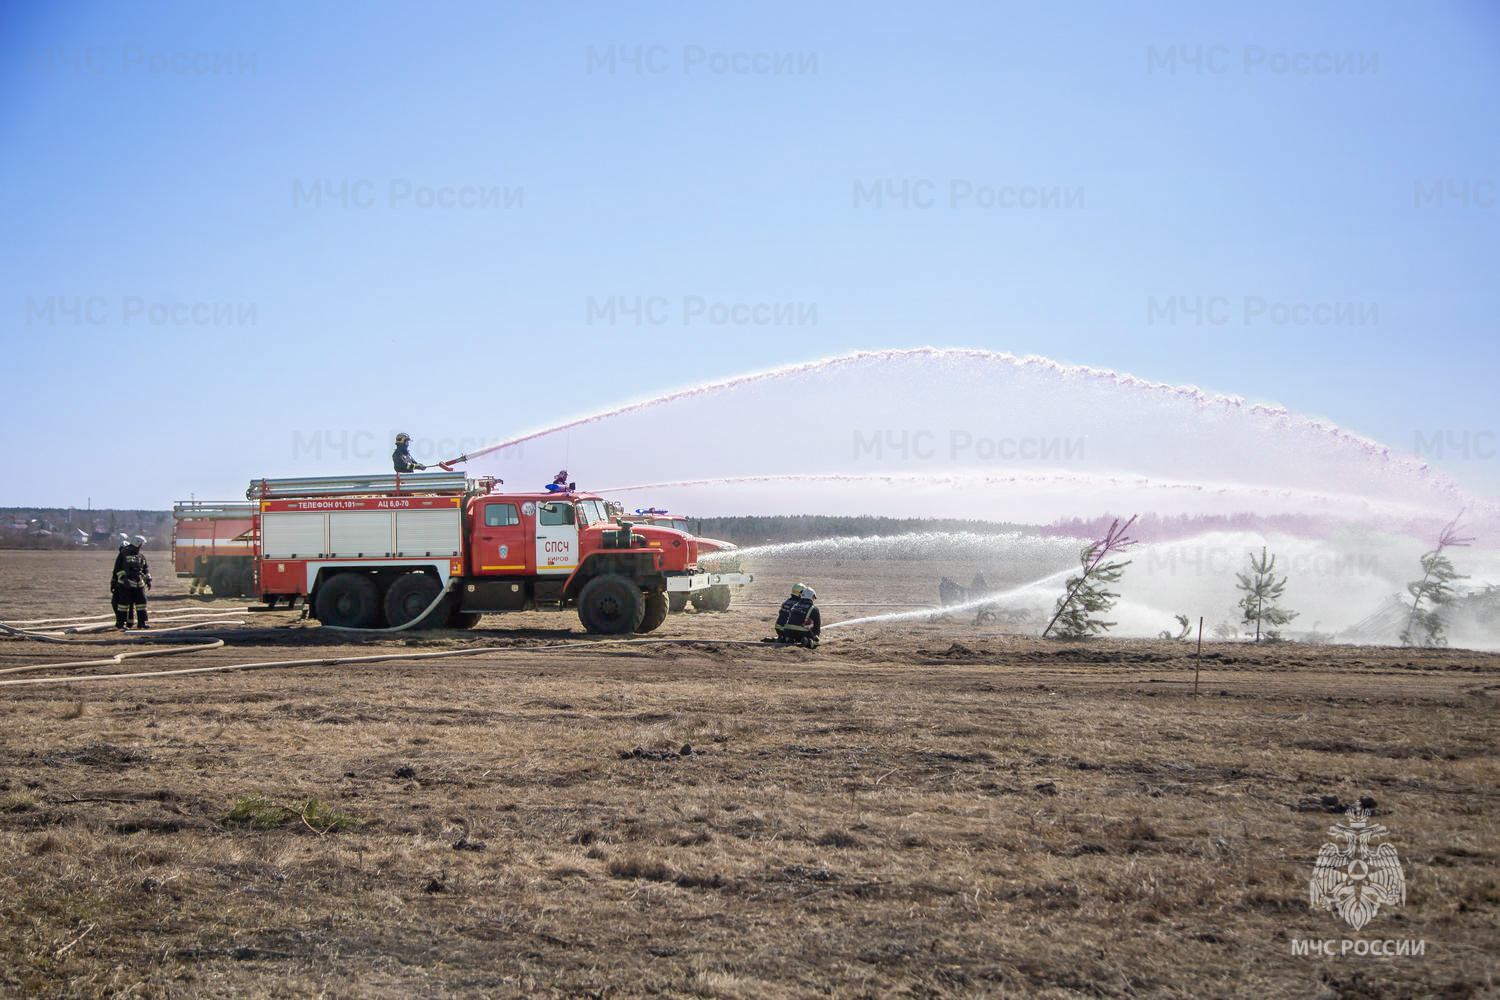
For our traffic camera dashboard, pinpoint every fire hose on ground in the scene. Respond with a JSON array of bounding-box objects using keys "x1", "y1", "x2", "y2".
[{"x1": 0, "y1": 587, "x2": 807, "y2": 688}]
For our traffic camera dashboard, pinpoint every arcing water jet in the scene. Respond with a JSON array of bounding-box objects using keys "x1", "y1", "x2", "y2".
[
  {"x1": 466, "y1": 348, "x2": 1497, "y2": 539},
  {"x1": 456, "y1": 348, "x2": 1497, "y2": 646}
]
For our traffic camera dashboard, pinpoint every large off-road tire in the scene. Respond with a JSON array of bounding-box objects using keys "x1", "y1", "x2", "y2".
[
  {"x1": 383, "y1": 573, "x2": 444, "y2": 629},
  {"x1": 692, "y1": 585, "x2": 732, "y2": 613},
  {"x1": 668, "y1": 591, "x2": 688, "y2": 613},
  {"x1": 315, "y1": 572, "x2": 382, "y2": 629},
  {"x1": 445, "y1": 596, "x2": 481, "y2": 630},
  {"x1": 210, "y1": 563, "x2": 242, "y2": 598},
  {"x1": 577, "y1": 574, "x2": 645, "y2": 635},
  {"x1": 447, "y1": 607, "x2": 482, "y2": 629},
  {"x1": 636, "y1": 591, "x2": 669, "y2": 634}
]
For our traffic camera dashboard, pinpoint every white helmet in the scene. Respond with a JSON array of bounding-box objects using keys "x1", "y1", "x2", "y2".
[
  {"x1": 803, "y1": 586, "x2": 816, "y2": 600},
  {"x1": 118, "y1": 533, "x2": 130, "y2": 547},
  {"x1": 131, "y1": 535, "x2": 146, "y2": 547},
  {"x1": 790, "y1": 582, "x2": 806, "y2": 598}
]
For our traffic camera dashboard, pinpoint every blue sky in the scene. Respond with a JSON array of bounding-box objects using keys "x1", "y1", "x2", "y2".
[{"x1": 3, "y1": 0, "x2": 1497, "y2": 509}]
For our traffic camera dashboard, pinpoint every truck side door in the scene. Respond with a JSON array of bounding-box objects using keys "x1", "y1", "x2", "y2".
[
  {"x1": 535, "y1": 499, "x2": 578, "y2": 574},
  {"x1": 474, "y1": 500, "x2": 527, "y2": 575}
]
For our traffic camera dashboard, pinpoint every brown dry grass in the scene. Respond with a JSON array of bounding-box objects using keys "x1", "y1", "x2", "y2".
[{"x1": 0, "y1": 549, "x2": 1495, "y2": 998}]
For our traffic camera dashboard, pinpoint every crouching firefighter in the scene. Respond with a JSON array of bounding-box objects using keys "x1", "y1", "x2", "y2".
[
  {"x1": 112, "y1": 535, "x2": 152, "y2": 629},
  {"x1": 774, "y1": 583, "x2": 821, "y2": 648}
]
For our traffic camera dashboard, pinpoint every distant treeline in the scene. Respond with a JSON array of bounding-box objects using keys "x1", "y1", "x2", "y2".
[
  {"x1": 0, "y1": 507, "x2": 170, "y2": 549},
  {"x1": 686, "y1": 515, "x2": 1032, "y2": 546},
  {"x1": 3, "y1": 506, "x2": 1414, "y2": 552},
  {"x1": 688, "y1": 511, "x2": 1425, "y2": 547},
  {"x1": 1038, "y1": 512, "x2": 1417, "y2": 543}
]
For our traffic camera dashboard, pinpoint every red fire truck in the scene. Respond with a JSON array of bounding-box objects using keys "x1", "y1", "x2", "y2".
[
  {"x1": 172, "y1": 501, "x2": 257, "y2": 597},
  {"x1": 631, "y1": 510, "x2": 745, "y2": 612},
  {"x1": 247, "y1": 473, "x2": 753, "y2": 633}
]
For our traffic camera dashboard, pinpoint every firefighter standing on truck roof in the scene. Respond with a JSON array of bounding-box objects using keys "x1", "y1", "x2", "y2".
[
  {"x1": 774, "y1": 583, "x2": 821, "y2": 648},
  {"x1": 392, "y1": 432, "x2": 427, "y2": 473},
  {"x1": 112, "y1": 535, "x2": 151, "y2": 629}
]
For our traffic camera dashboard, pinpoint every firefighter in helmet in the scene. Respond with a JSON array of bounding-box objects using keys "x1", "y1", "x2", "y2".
[
  {"x1": 774, "y1": 582, "x2": 822, "y2": 648},
  {"x1": 112, "y1": 535, "x2": 152, "y2": 629},
  {"x1": 392, "y1": 432, "x2": 427, "y2": 473}
]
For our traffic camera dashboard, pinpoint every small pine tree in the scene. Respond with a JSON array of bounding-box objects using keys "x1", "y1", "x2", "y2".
[
  {"x1": 1401, "y1": 516, "x2": 1472, "y2": 648},
  {"x1": 1236, "y1": 546, "x2": 1298, "y2": 641},
  {"x1": 1043, "y1": 516, "x2": 1136, "y2": 640},
  {"x1": 1158, "y1": 613, "x2": 1192, "y2": 641}
]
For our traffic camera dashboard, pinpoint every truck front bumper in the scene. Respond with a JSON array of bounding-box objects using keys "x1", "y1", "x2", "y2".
[{"x1": 665, "y1": 572, "x2": 755, "y2": 592}]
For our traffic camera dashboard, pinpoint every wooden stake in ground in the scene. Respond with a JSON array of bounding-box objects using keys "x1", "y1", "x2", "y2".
[{"x1": 1194, "y1": 616, "x2": 1203, "y2": 696}]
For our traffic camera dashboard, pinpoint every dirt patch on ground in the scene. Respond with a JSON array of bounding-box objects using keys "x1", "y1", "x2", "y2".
[{"x1": 0, "y1": 550, "x2": 1496, "y2": 998}]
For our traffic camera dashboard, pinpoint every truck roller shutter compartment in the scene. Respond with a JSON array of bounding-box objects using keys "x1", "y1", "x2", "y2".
[
  {"x1": 396, "y1": 508, "x2": 462, "y2": 557},
  {"x1": 329, "y1": 511, "x2": 394, "y2": 558},
  {"x1": 261, "y1": 513, "x2": 327, "y2": 559}
]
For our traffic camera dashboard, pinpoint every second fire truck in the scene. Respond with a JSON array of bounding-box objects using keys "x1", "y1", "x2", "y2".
[
  {"x1": 172, "y1": 501, "x2": 257, "y2": 596},
  {"x1": 630, "y1": 510, "x2": 745, "y2": 612}
]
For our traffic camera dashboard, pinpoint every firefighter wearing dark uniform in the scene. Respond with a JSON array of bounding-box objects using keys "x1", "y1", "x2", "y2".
[
  {"x1": 775, "y1": 583, "x2": 821, "y2": 648},
  {"x1": 112, "y1": 536, "x2": 152, "y2": 629},
  {"x1": 392, "y1": 432, "x2": 427, "y2": 473},
  {"x1": 110, "y1": 533, "x2": 130, "y2": 621}
]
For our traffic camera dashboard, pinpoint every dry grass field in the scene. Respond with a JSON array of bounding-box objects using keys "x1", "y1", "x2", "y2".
[{"x1": 0, "y1": 549, "x2": 1496, "y2": 998}]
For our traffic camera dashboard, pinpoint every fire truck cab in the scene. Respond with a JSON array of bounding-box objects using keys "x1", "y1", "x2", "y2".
[
  {"x1": 248, "y1": 473, "x2": 752, "y2": 634},
  {"x1": 633, "y1": 509, "x2": 744, "y2": 612}
]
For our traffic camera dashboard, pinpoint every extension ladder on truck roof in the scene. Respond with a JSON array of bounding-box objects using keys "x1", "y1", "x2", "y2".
[
  {"x1": 173, "y1": 501, "x2": 257, "y2": 519},
  {"x1": 246, "y1": 472, "x2": 496, "y2": 500}
]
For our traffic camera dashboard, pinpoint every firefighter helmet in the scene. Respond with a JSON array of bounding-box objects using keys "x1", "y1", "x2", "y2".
[
  {"x1": 790, "y1": 583, "x2": 806, "y2": 598},
  {"x1": 395, "y1": 432, "x2": 411, "y2": 445},
  {"x1": 803, "y1": 586, "x2": 816, "y2": 600},
  {"x1": 118, "y1": 533, "x2": 130, "y2": 547},
  {"x1": 131, "y1": 535, "x2": 146, "y2": 547}
]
